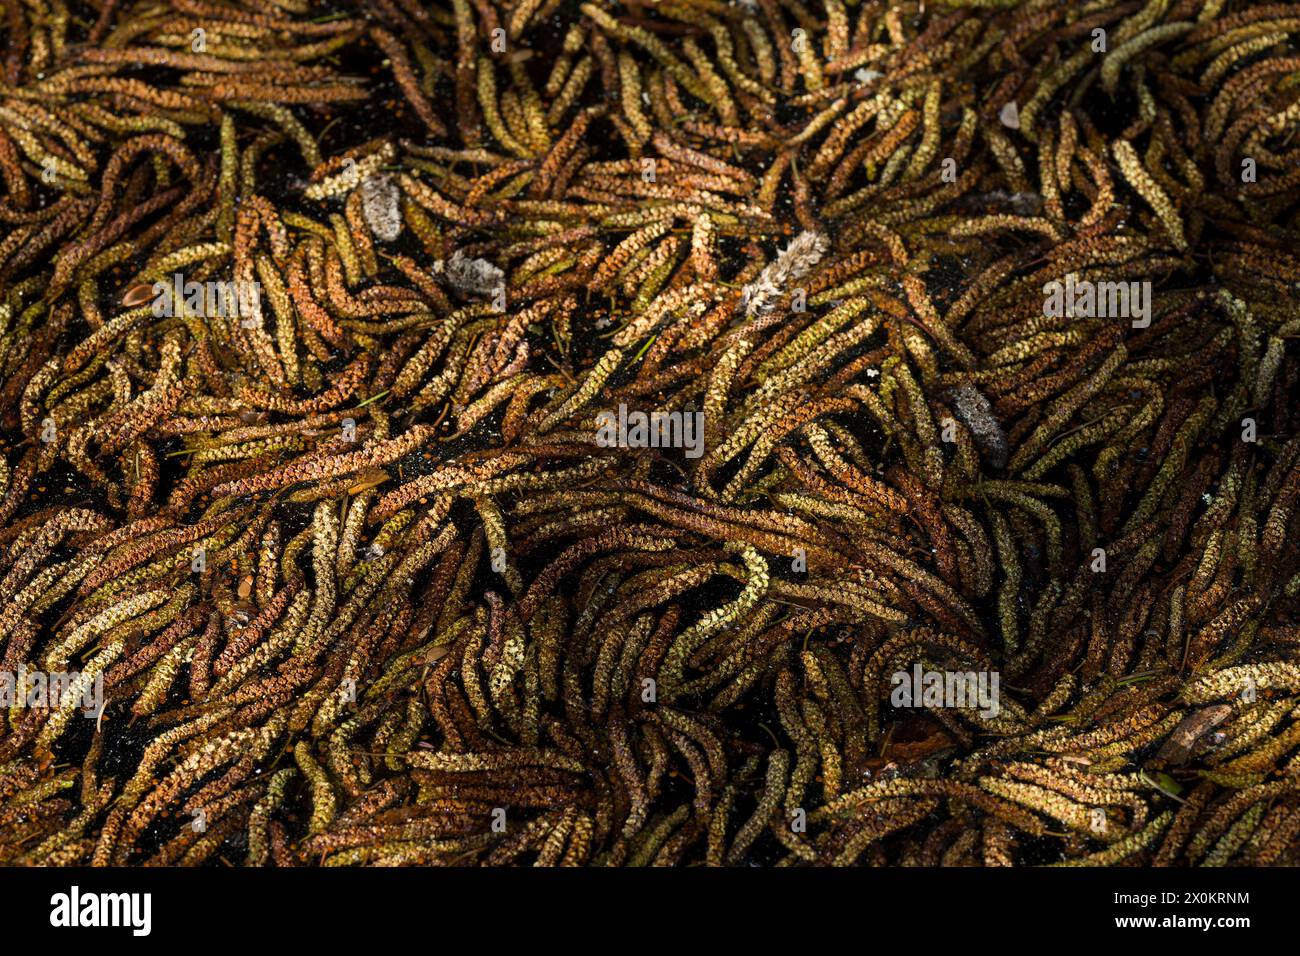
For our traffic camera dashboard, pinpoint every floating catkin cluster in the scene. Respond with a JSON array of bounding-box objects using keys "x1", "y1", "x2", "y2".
[{"x1": 0, "y1": 0, "x2": 1299, "y2": 867}]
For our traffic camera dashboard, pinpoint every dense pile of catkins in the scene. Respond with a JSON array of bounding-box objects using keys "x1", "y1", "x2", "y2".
[{"x1": 1, "y1": 0, "x2": 1300, "y2": 866}]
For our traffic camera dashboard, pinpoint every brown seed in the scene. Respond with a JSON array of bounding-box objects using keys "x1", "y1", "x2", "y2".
[
  {"x1": 347, "y1": 469, "x2": 390, "y2": 495},
  {"x1": 121, "y1": 283, "x2": 155, "y2": 307}
]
